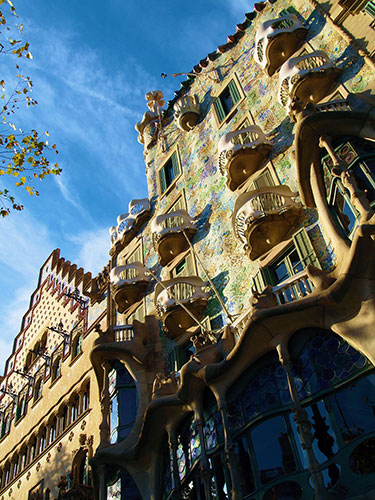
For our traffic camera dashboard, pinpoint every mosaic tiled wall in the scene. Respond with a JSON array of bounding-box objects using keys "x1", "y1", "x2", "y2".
[{"x1": 119, "y1": 0, "x2": 374, "y2": 330}]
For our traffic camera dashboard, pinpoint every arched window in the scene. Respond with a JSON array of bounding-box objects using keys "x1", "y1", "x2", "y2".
[
  {"x1": 39, "y1": 428, "x2": 46, "y2": 454},
  {"x1": 48, "y1": 417, "x2": 57, "y2": 444},
  {"x1": 60, "y1": 405, "x2": 68, "y2": 432},
  {"x1": 82, "y1": 383, "x2": 90, "y2": 412},
  {"x1": 70, "y1": 395, "x2": 79, "y2": 424},
  {"x1": 51, "y1": 356, "x2": 62, "y2": 381},
  {"x1": 15, "y1": 395, "x2": 27, "y2": 421},
  {"x1": 72, "y1": 333, "x2": 83, "y2": 359},
  {"x1": 34, "y1": 377, "x2": 43, "y2": 401},
  {"x1": 1, "y1": 414, "x2": 11, "y2": 438}
]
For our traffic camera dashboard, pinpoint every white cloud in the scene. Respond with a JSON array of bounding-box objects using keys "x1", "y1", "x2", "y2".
[{"x1": 70, "y1": 227, "x2": 110, "y2": 276}]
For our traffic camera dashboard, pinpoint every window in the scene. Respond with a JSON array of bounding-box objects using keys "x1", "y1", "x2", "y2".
[
  {"x1": 159, "y1": 152, "x2": 180, "y2": 195},
  {"x1": 1, "y1": 414, "x2": 11, "y2": 438},
  {"x1": 51, "y1": 357, "x2": 62, "y2": 381},
  {"x1": 70, "y1": 395, "x2": 79, "y2": 424},
  {"x1": 214, "y1": 78, "x2": 242, "y2": 123},
  {"x1": 72, "y1": 333, "x2": 83, "y2": 359},
  {"x1": 49, "y1": 418, "x2": 57, "y2": 444},
  {"x1": 171, "y1": 253, "x2": 195, "y2": 279},
  {"x1": 126, "y1": 303, "x2": 145, "y2": 324},
  {"x1": 253, "y1": 228, "x2": 319, "y2": 301},
  {"x1": 251, "y1": 167, "x2": 275, "y2": 190},
  {"x1": 15, "y1": 395, "x2": 27, "y2": 421},
  {"x1": 322, "y1": 137, "x2": 375, "y2": 239},
  {"x1": 232, "y1": 118, "x2": 252, "y2": 146},
  {"x1": 34, "y1": 378, "x2": 43, "y2": 402},
  {"x1": 109, "y1": 362, "x2": 138, "y2": 444},
  {"x1": 82, "y1": 384, "x2": 90, "y2": 412}
]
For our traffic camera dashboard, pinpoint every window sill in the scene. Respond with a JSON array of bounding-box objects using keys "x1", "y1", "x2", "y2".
[
  {"x1": 49, "y1": 374, "x2": 62, "y2": 389},
  {"x1": 14, "y1": 414, "x2": 26, "y2": 427},
  {"x1": 159, "y1": 171, "x2": 182, "y2": 201},
  {"x1": 31, "y1": 395, "x2": 43, "y2": 408},
  {"x1": 69, "y1": 350, "x2": 83, "y2": 367}
]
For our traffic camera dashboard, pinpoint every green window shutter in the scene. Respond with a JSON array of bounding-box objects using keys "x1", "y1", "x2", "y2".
[
  {"x1": 293, "y1": 228, "x2": 321, "y2": 269},
  {"x1": 365, "y1": 1, "x2": 375, "y2": 17},
  {"x1": 253, "y1": 267, "x2": 274, "y2": 293},
  {"x1": 171, "y1": 153, "x2": 180, "y2": 179},
  {"x1": 159, "y1": 167, "x2": 167, "y2": 193},
  {"x1": 228, "y1": 79, "x2": 241, "y2": 105},
  {"x1": 214, "y1": 98, "x2": 226, "y2": 122}
]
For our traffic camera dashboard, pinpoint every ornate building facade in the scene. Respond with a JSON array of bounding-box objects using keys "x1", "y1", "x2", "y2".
[
  {"x1": 0, "y1": 250, "x2": 107, "y2": 499},
  {"x1": 2, "y1": 0, "x2": 375, "y2": 498}
]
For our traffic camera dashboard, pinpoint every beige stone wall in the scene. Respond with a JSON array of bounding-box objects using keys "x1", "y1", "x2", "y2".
[{"x1": 0, "y1": 251, "x2": 104, "y2": 499}]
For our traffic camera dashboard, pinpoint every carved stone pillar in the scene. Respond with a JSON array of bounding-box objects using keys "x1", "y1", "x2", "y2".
[
  {"x1": 98, "y1": 464, "x2": 107, "y2": 500},
  {"x1": 218, "y1": 401, "x2": 243, "y2": 500},
  {"x1": 276, "y1": 343, "x2": 334, "y2": 500},
  {"x1": 98, "y1": 362, "x2": 111, "y2": 448},
  {"x1": 195, "y1": 418, "x2": 212, "y2": 500}
]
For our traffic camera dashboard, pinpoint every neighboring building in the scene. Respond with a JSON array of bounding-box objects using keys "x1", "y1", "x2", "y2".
[
  {"x1": 2, "y1": 0, "x2": 375, "y2": 499},
  {"x1": 0, "y1": 250, "x2": 107, "y2": 499}
]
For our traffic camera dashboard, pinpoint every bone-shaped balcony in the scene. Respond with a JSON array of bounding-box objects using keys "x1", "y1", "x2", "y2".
[
  {"x1": 233, "y1": 185, "x2": 302, "y2": 260},
  {"x1": 255, "y1": 14, "x2": 308, "y2": 76},
  {"x1": 173, "y1": 95, "x2": 200, "y2": 132},
  {"x1": 110, "y1": 263, "x2": 151, "y2": 313},
  {"x1": 278, "y1": 51, "x2": 341, "y2": 110},
  {"x1": 151, "y1": 210, "x2": 196, "y2": 266},
  {"x1": 218, "y1": 125, "x2": 272, "y2": 191},
  {"x1": 155, "y1": 277, "x2": 208, "y2": 339}
]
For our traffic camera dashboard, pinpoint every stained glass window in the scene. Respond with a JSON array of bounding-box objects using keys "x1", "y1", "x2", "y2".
[
  {"x1": 189, "y1": 422, "x2": 201, "y2": 466},
  {"x1": 228, "y1": 360, "x2": 291, "y2": 432},
  {"x1": 107, "y1": 478, "x2": 121, "y2": 499},
  {"x1": 293, "y1": 331, "x2": 370, "y2": 399}
]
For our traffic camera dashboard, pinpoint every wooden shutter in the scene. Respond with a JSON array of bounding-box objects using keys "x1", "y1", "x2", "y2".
[
  {"x1": 126, "y1": 245, "x2": 142, "y2": 265},
  {"x1": 228, "y1": 79, "x2": 241, "y2": 105},
  {"x1": 253, "y1": 267, "x2": 274, "y2": 293},
  {"x1": 293, "y1": 228, "x2": 321, "y2": 269},
  {"x1": 253, "y1": 168, "x2": 275, "y2": 189},
  {"x1": 159, "y1": 167, "x2": 167, "y2": 193},
  {"x1": 214, "y1": 98, "x2": 226, "y2": 123},
  {"x1": 171, "y1": 153, "x2": 180, "y2": 180}
]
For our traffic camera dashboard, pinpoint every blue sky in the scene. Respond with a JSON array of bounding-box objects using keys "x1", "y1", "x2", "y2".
[{"x1": 0, "y1": 0, "x2": 252, "y2": 370}]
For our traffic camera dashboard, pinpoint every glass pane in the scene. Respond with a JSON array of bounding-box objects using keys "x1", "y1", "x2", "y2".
[
  {"x1": 332, "y1": 185, "x2": 358, "y2": 235},
  {"x1": 293, "y1": 332, "x2": 369, "y2": 399},
  {"x1": 274, "y1": 261, "x2": 289, "y2": 284},
  {"x1": 233, "y1": 437, "x2": 255, "y2": 495},
  {"x1": 110, "y1": 396, "x2": 118, "y2": 444},
  {"x1": 220, "y1": 87, "x2": 234, "y2": 116},
  {"x1": 289, "y1": 249, "x2": 303, "y2": 275},
  {"x1": 251, "y1": 415, "x2": 296, "y2": 484},
  {"x1": 349, "y1": 438, "x2": 375, "y2": 474},
  {"x1": 330, "y1": 373, "x2": 375, "y2": 443}
]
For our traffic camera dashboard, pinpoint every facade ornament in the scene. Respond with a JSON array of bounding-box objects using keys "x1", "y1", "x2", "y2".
[
  {"x1": 46, "y1": 452, "x2": 51, "y2": 463},
  {"x1": 68, "y1": 431, "x2": 74, "y2": 442},
  {"x1": 173, "y1": 95, "x2": 200, "y2": 132},
  {"x1": 81, "y1": 419, "x2": 87, "y2": 431},
  {"x1": 57, "y1": 442, "x2": 62, "y2": 452}
]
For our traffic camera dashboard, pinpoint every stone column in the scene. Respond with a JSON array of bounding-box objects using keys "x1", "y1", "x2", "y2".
[
  {"x1": 98, "y1": 464, "x2": 107, "y2": 500},
  {"x1": 276, "y1": 342, "x2": 334, "y2": 500},
  {"x1": 98, "y1": 361, "x2": 111, "y2": 448},
  {"x1": 218, "y1": 400, "x2": 243, "y2": 500}
]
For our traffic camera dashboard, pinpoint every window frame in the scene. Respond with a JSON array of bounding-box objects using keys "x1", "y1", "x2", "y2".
[
  {"x1": 213, "y1": 74, "x2": 245, "y2": 127},
  {"x1": 157, "y1": 150, "x2": 182, "y2": 198}
]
